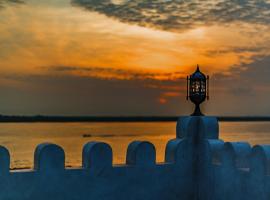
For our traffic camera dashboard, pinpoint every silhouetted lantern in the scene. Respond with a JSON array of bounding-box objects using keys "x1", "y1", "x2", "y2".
[{"x1": 186, "y1": 65, "x2": 209, "y2": 116}]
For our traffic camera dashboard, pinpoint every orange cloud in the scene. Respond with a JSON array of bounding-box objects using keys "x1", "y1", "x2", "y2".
[
  {"x1": 1, "y1": 1, "x2": 270, "y2": 84},
  {"x1": 158, "y1": 98, "x2": 167, "y2": 104}
]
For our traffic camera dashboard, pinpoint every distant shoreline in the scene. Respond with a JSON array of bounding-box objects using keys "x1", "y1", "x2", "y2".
[{"x1": 0, "y1": 115, "x2": 270, "y2": 123}]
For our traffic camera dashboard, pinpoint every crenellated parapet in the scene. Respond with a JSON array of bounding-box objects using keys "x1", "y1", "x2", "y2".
[
  {"x1": 175, "y1": 116, "x2": 270, "y2": 200},
  {"x1": 0, "y1": 116, "x2": 269, "y2": 200},
  {"x1": 195, "y1": 127, "x2": 270, "y2": 199},
  {"x1": 199, "y1": 140, "x2": 270, "y2": 200},
  {"x1": 0, "y1": 138, "x2": 194, "y2": 200}
]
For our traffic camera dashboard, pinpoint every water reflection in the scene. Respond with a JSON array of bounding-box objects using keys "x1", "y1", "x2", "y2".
[
  {"x1": 0, "y1": 122, "x2": 270, "y2": 169},
  {"x1": 0, "y1": 122, "x2": 175, "y2": 169},
  {"x1": 220, "y1": 122, "x2": 270, "y2": 145}
]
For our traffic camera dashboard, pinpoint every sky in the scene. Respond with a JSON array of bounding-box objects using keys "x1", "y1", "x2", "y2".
[{"x1": 0, "y1": 0, "x2": 270, "y2": 116}]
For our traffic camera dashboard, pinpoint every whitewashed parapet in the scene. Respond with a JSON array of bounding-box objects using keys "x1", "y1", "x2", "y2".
[
  {"x1": 0, "y1": 146, "x2": 9, "y2": 176},
  {"x1": 126, "y1": 141, "x2": 156, "y2": 166},
  {"x1": 177, "y1": 116, "x2": 270, "y2": 200},
  {"x1": 201, "y1": 140, "x2": 270, "y2": 200},
  {"x1": 0, "y1": 116, "x2": 269, "y2": 200},
  {"x1": 83, "y1": 142, "x2": 113, "y2": 170},
  {"x1": 0, "y1": 139, "x2": 194, "y2": 200},
  {"x1": 176, "y1": 116, "x2": 219, "y2": 139},
  {"x1": 34, "y1": 143, "x2": 65, "y2": 173}
]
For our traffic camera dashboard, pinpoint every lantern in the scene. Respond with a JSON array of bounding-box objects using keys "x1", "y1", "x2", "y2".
[{"x1": 186, "y1": 65, "x2": 209, "y2": 116}]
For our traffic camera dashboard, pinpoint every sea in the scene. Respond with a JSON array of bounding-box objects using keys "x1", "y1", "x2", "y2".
[{"x1": 0, "y1": 121, "x2": 270, "y2": 169}]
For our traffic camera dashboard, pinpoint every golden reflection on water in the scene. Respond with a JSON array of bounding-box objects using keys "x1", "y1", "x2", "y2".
[
  {"x1": 0, "y1": 122, "x2": 175, "y2": 169},
  {"x1": 220, "y1": 122, "x2": 270, "y2": 145},
  {"x1": 0, "y1": 122, "x2": 270, "y2": 169}
]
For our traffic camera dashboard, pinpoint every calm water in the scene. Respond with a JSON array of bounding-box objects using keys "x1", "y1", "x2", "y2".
[{"x1": 0, "y1": 122, "x2": 270, "y2": 169}]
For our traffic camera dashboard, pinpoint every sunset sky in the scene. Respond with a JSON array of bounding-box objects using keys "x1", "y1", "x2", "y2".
[{"x1": 0, "y1": 0, "x2": 270, "y2": 116}]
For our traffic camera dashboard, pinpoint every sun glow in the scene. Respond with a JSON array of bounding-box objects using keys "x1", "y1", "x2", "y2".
[
  {"x1": 0, "y1": 0, "x2": 270, "y2": 116},
  {"x1": 0, "y1": 1, "x2": 270, "y2": 81}
]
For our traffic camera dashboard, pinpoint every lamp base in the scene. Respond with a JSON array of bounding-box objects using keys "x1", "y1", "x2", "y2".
[{"x1": 191, "y1": 104, "x2": 204, "y2": 116}]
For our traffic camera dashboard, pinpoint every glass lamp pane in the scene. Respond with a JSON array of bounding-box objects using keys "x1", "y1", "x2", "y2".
[{"x1": 201, "y1": 81, "x2": 206, "y2": 93}]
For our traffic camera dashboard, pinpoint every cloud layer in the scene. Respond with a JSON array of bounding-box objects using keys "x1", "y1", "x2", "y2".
[
  {"x1": 42, "y1": 65, "x2": 185, "y2": 80},
  {"x1": 2, "y1": 55, "x2": 270, "y2": 116},
  {"x1": 0, "y1": 70, "x2": 187, "y2": 116},
  {"x1": 72, "y1": 0, "x2": 270, "y2": 31},
  {"x1": 0, "y1": 0, "x2": 24, "y2": 9},
  {"x1": 0, "y1": 0, "x2": 270, "y2": 115}
]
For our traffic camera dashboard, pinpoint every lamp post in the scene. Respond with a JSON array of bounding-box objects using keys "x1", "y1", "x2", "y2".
[{"x1": 186, "y1": 65, "x2": 209, "y2": 116}]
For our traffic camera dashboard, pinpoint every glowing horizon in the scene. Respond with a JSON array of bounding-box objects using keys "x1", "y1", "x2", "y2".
[{"x1": 0, "y1": 0, "x2": 270, "y2": 116}]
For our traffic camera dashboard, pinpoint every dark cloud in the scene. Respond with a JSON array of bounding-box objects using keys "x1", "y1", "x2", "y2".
[
  {"x1": 1, "y1": 56, "x2": 270, "y2": 116},
  {"x1": 207, "y1": 56, "x2": 270, "y2": 115},
  {"x1": 215, "y1": 56, "x2": 270, "y2": 85},
  {"x1": 71, "y1": 0, "x2": 270, "y2": 31},
  {"x1": 0, "y1": 72, "x2": 187, "y2": 116},
  {"x1": 0, "y1": 0, "x2": 24, "y2": 9},
  {"x1": 42, "y1": 65, "x2": 186, "y2": 80},
  {"x1": 203, "y1": 46, "x2": 269, "y2": 57}
]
